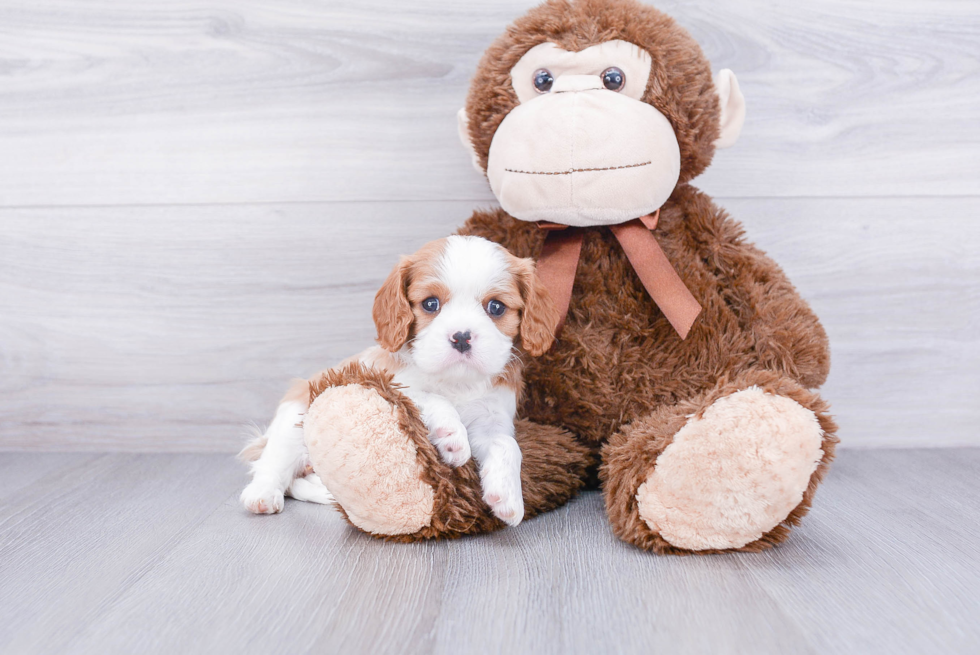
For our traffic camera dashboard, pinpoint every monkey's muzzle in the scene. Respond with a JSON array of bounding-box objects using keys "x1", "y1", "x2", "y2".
[{"x1": 486, "y1": 86, "x2": 681, "y2": 227}]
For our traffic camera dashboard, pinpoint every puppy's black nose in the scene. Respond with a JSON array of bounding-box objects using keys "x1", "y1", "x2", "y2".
[{"x1": 451, "y1": 331, "x2": 472, "y2": 353}]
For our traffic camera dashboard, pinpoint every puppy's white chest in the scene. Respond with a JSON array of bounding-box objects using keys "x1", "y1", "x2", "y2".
[{"x1": 395, "y1": 368, "x2": 493, "y2": 406}]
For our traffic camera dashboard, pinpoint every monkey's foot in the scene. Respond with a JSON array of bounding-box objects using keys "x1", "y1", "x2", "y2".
[
  {"x1": 603, "y1": 371, "x2": 838, "y2": 553},
  {"x1": 637, "y1": 388, "x2": 824, "y2": 551}
]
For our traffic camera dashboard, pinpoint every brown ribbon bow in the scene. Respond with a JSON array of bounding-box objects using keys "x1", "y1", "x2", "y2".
[{"x1": 535, "y1": 209, "x2": 702, "y2": 339}]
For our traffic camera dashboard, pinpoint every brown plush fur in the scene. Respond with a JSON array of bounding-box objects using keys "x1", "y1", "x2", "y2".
[
  {"x1": 309, "y1": 362, "x2": 592, "y2": 541},
  {"x1": 453, "y1": 0, "x2": 837, "y2": 553},
  {"x1": 459, "y1": 190, "x2": 835, "y2": 552},
  {"x1": 310, "y1": 0, "x2": 836, "y2": 553},
  {"x1": 460, "y1": 187, "x2": 831, "y2": 446}
]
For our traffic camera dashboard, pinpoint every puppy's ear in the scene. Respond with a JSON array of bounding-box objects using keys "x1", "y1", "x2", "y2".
[
  {"x1": 373, "y1": 256, "x2": 414, "y2": 352},
  {"x1": 516, "y1": 257, "x2": 560, "y2": 357}
]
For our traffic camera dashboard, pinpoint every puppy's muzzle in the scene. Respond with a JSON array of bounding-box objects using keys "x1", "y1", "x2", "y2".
[{"x1": 450, "y1": 331, "x2": 472, "y2": 353}]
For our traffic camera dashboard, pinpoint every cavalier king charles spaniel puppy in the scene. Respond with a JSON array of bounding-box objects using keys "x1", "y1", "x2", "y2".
[{"x1": 240, "y1": 235, "x2": 558, "y2": 526}]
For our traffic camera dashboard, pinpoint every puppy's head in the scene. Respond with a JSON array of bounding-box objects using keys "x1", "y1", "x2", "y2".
[{"x1": 373, "y1": 236, "x2": 559, "y2": 378}]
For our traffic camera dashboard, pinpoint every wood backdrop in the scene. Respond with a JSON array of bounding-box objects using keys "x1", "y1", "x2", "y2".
[{"x1": 0, "y1": 0, "x2": 977, "y2": 451}]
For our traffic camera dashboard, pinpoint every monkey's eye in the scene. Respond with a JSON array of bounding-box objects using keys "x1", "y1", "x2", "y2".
[
  {"x1": 486, "y1": 299, "x2": 506, "y2": 317},
  {"x1": 532, "y1": 68, "x2": 554, "y2": 93},
  {"x1": 422, "y1": 297, "x2": 440, "y2": 313},
  {"x1": 601, "y1": 67, "x2": 626, "y2": 92}
]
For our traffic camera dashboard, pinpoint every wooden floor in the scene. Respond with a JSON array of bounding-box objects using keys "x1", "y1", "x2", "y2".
[{"x1": 1, "y1": 448, "x2": 978, "y2": 654}]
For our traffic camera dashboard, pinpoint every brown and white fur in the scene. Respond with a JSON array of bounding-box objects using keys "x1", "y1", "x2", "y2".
[{"x1": 239, "y1": 235, "x2": 558, "y2": 526}]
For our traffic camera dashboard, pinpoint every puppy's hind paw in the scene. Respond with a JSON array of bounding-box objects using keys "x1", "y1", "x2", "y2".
[{"x1": 240, "y1": 481, "x2": 285, "y2": 514}]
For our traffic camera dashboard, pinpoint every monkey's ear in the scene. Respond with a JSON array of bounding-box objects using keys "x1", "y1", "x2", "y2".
[
  {"x1": 714, "y1": 69, "x2": 746, "y2": 149},
  {"x1": 457, "y1": 108, "x2": 485, "y2": 173}
]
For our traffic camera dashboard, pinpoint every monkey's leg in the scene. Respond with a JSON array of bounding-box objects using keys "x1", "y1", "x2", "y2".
[
  {"x1": 303, "y1": 363, "x2": 590, "y2": 541},
  {"x1": 601, "y1": 369, "x2": 838, "y2": 554}
]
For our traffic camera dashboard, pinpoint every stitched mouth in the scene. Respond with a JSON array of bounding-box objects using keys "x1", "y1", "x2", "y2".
[{"x1": 504, "y1": 161, "x2": 652, "y2": 176}]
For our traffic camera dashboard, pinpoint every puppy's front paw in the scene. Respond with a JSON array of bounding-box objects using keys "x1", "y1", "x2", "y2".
[
  {"x1": 429, "y1": 421, "x2": 471, "y2": 467},
  {"x1": 240, "y1": 481, "x2": 285, "y2": 514},
  {"x1": 482, "y1": 471, "x2": 524, "y2": 527}
]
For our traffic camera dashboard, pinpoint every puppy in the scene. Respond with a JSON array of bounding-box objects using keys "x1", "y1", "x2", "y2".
[{"x1": 239, "y1": 235, "x2": 558, "y2": 526}]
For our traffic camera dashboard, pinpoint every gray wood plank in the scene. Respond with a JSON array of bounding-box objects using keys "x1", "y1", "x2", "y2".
[
  {"x1": 0, "y1": 452, "x2": 102, "y2": 499},
  {"x1": 0, "y1": 454, "x2": 243, "y2": 654},
  {"x1": 63, "y1": 464, "x2": 807, "y2": 655},
  {"x1": 0, "y1": 0, "x2": 975, "y2": 206},
  {"x1": 0, "y1": 201, "x2": 467, "y2": 451},
  {"x1": 65, "y1": 498, "x2": 446, "y2": 655},
  {"x1": 740, "y1": 449, "x2": 980, "y2": 655},
  {"x1": 2, "y1": 197, "x2": 977, "y2": 451},
  {"x1": 433, "y1": 496, "x2": 813, "y2": 655},
  {"x1": 2, "y1": 450, "x2": 978, "y2": 655}
]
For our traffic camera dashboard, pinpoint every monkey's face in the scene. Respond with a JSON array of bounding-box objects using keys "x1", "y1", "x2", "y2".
[
  {"x1": 458, "y1": 1, "x2": 746, "y2": 228},
  {"x1": 488, "y1": 40, "x2": 680, "y2": 227}
]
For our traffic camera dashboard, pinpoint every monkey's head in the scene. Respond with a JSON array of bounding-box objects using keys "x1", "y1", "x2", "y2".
[{"x1": 458, "y1": 0, "x2": 745, "y2": 227}]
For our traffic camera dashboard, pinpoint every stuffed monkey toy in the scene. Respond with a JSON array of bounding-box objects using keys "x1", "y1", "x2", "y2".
[{"x1": 304, "y1": 0, "x2": 837, "y2": 554}]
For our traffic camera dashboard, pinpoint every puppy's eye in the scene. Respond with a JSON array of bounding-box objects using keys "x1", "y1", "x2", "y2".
[
  {"x1": 533, "y1": 68, "x2": 554, "y2": 93},
  {"x1": 486, "y1": 299, "x2": 506, "y2": 317},
  {"x1": 422, "y1": 297, "x2": 440, "y2": 313},
  {"x1": 601, "y1": 67, "x2": 625, "y2": 92}
]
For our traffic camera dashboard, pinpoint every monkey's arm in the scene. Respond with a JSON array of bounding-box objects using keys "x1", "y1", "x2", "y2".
[{"x1": 698, "y1": 201, "x2": 831, "y2": 389}]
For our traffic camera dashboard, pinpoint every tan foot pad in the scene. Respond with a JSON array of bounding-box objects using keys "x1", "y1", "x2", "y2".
[
  {"x1": 305, "y1": 384, "x2": 435, "y2": 535},
  {"x1": 636, "y1": 387, "x2": 824, "y2": 551}
]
